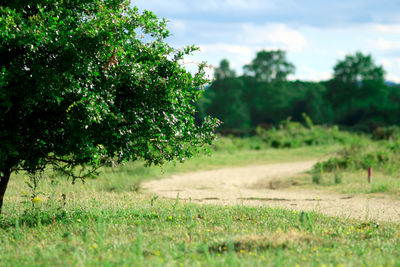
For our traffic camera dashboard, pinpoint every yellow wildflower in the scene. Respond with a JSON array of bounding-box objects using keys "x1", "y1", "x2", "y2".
[{"x1": 32, "y1": 197, "x2": 42, "y2": 203}]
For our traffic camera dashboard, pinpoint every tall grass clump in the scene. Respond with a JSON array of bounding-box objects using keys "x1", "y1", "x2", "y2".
[
  {"x1": 312, "y1": 172, "x2": 322, "y2": 185},
  {"x1": 334, "y1": 172, "x2": 343, "y2": 184}
]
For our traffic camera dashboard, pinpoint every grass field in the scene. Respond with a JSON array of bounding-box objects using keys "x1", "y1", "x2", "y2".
[
  {"x1": 1, "y1": 138, "x2": 400, "y2": 266},
  {"x1": 1, "y1": 191, "x2": 400, "y2": 266}
]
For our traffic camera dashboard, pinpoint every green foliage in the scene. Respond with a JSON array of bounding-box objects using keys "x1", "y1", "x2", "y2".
[
  {"x1": 199, "y1": 59, "x2": 249, "y2": 130},
  {"x1": 315, "y1": 140, "x2": 400, "y2": 174},
  {"x1": 201, "y1": 78, "x2": 250, "y2": 130},
  {"x1": 200, "y1": 62, "x2": 334, "y2": 130},
  {"x1": 243, "y1": 49, "x2": 295, "y2": 82},
  {"x1": 0, "y1": 1, "x2": 218, "y2": 182},
  {"x1": 333, "y1": 52, "x2": 385, "y2": 84},
  {"x1": 198, "y1": 50, "x2": 400, "y2": 133},
  {"x1": 302, "y1": 113, "x2": 314, "y2": 129},
  {"x1": 372, "y1": 125, "x2": 400, "y2": 140},
  {"x1": 256, "y1": 119, "x2": 364, "y2": 148},
  {"x1": 326, "y1": 52, "x2": 389, "y2": 126},
  {"x1": 213, "y1": 58, "x2": 235, "y2": 80}
]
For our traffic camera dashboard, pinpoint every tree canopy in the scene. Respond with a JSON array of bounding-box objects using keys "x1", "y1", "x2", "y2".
[
  {"x1": 213, "y1": 59, "x2": 235, "y2": 80},
  {"x1": 0, "y1": 0, "x2": 218, "y2": 212},
  {"x1": 243, "y1": 50, "x2": 295, "y2": 82},
  {"x1": 333, "y1": 52, "x2": 385, "y2": 84},
  {"x1": 327, "y1": 52, "x2": 388, "y2": 126},
  {"x1": 199, "y1": 60, "x2": 249, "y2": 130}
]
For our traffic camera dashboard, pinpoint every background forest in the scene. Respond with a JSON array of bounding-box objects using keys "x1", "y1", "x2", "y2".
[{"x1": 197, "y1": 50, "x2": 400, "y2": 133}]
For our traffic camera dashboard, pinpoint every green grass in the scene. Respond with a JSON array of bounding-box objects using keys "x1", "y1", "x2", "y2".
[
  {"x1": 2, "y1": 137, "x2": 400, "y2": 266},
  {"x1": 2, "y1": 189, "x2": 400, "y2": 266}
]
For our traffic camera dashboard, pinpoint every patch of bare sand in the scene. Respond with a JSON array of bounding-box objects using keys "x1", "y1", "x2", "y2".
[{"x1": 143, "y1": 160, "x2": 400, "y2": 222}]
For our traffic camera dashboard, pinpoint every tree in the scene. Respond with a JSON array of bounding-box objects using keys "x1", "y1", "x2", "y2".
[
  {"x1": 333, "y1": 52, "x2": 385, "y2": 84},
  {"x1": 289, "y1": 81, "x2": 333, "y2": 125},
  {"x1": 327, "y1": 51, "x2": 387, "y2": 126},
  {"x1": 240, "y1": 50, "x2": 295, "y2": 126},
  {"x1": 242, "y1": 80, "x2": 294, "y2": 126},
  {"x1": 0, "y1": 0, "x2": 218, "y2": 213},
  {"x1": 199, "y1": 60, "x2": 249, "y2": 130},
  {"x1": 243, "y1": 50, "x2": 295, "y2": 82},
  {"x1": 213, "y1": 59, "x2": 235, "y2": 80}
]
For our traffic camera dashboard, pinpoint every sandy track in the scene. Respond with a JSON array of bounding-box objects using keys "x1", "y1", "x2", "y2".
[{"x1": 143, "y1": 161, "x2": 400, "y2": 222}]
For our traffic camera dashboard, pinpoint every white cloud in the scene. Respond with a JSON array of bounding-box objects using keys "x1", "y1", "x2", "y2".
[
  {"x1": 375, "y1": 38, "x2": 400, "y2": 51},
  {"x1": 237, "y1": 23, "x2": 308, "y2": 52},
  {"x1": 380, "y1": 58, "x2": 400, "y2": 82},
  {"x1": 374, "y1": 24, "x2": 400, "y2": 34},
  {"x1": 134, "y1": 0, "x2": 400, "y2": 82},
  {"x1": 169, "y1": 19, "x2": 187, "y2": 34},
  {"x1": 199, "y1": 44, "x2": 253, "y2": 56},
  {"x1": 386, "y1": 73, "x2": 400, "y2": 83},
  {"x1": 296, "y1": 66, "x2": 332, "y2": 81},
  {"x1": 380, "y1": 58, "x2": 393, "y2": 68},
  {"x1": 336, "y1": 50, "x2": 349, "y2": 57}
]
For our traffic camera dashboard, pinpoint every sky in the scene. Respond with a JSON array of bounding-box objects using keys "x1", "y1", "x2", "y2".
[{"x1": 132, "y1": 0, "x2": 400, "y2": 82}]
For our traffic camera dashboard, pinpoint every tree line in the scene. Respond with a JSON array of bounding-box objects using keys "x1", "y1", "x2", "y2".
[{"x1": 197, "y1": 50, "x2": 400, "y2": 132}]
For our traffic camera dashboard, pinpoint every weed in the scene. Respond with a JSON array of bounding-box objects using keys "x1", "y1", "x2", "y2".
[
  {"x1": 172, "y1": 193, "x2": 180, "y2": 212},
  {"x1": 150, "y1": 195, "x2": 159, "y2": 207},
  {"x1": 334, "y1": 172, "x2": 343, "y2": 184},
  {"x1": 312, "y1": 172, "x2": 322, "y2": 185},
  {"x1": 186, "y1": 209, "x2": 196, "y2": 242}
]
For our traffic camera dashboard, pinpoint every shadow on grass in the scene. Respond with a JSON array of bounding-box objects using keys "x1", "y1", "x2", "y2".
[{"x1": 207, "y1": 230, "x2": 315, "y2": 254}]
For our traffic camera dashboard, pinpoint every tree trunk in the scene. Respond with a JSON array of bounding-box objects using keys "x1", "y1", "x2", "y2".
[{"x1": 0, "y1": 169, "x2": 11, "y2": 214}]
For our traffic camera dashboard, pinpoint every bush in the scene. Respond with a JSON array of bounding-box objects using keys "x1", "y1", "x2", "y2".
[
  {"x1": 209, "y1": 135, "x2": 268, "y2": 153},
  {"x1": 256, "y1": 118, "x2": 366, "y2": 148},
  {"x1": 315, "y1": 140, "x2": 400, "y2": 174},
  {"x1": 372, "y1": 126, "x2": 400, "y2": 140}
]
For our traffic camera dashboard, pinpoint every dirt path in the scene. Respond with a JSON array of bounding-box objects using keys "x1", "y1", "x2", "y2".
[{"x1": 143, "y1": 160, "x2": 400, "y2": 222}]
